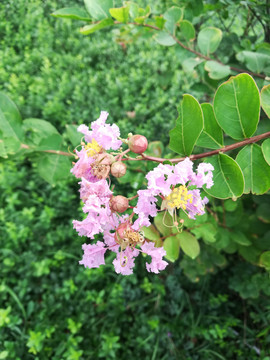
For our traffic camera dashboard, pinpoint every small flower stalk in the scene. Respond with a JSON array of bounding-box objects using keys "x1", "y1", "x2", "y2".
[{"x1": 71, "y1": 111, "x2": 214, "y2": 275}]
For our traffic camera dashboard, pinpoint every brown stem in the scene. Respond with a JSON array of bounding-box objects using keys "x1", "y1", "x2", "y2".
[
  {"x1": 140, "y1": 131, "x2": 270, "y2": 163},
  {"x1": 114, "y1": 21, "x2": 267, "y2": 80},
  {"x1": 21, "y1": 143, "x2": 73, "y2": 157}
]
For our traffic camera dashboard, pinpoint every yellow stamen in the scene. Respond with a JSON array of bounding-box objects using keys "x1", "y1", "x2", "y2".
[
  {"x1": 85, "y1": 139, "x2": 102, "y2": 157},
  {"x1": 165, "y1": 185, "x2": 193, "y2": 210}
]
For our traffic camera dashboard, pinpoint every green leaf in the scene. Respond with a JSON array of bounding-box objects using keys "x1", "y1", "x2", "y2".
[
  {"x1": 259, "y1": 251, "x2": 270, "y2": 270},
  {"x1": 109, "y1": 6, "x2": 129, "y2": 23},
  {"x1": 37, "y1": 135, "x2": 71, "y2": 185},
  {"x1": 169, "y1": 94, "x2": 203, "y2": 156},
  {"x1": 142, "y1": 225, "x2": 160, "y2": 242},
  {"x1": 236, "y1": 144, "x2": 270, "y2": 195},
  {"x1": 154, "y1": 212, "x2": 173, "y2": 237},
  {"x1": 0, "y1": 92, "x2": 23, "y2": 143},
  {"x1": 0, "y1": 138, "x2": 8, "y2": 159},
  {"x1": 154, "y1": 16, "x2": 166, "y2": 30},
  {"x1": 261, "y1": 84, "x2": 270, "y2": 118},
  {"x1": 134, "y1": 5, "x2": 151, "y2": 24},
  {"x1": 236, "y1": 51, "x2": 270, "y2": 74},
  {"x1": 203, "y1": 153, "x2": 244, "y2": 199},
  {"x1": 84, "y1": 0, "x2": 113, "y2": 20},
  {"x1": 262, "y1": 139, "x2": 270, "y2": 166},
  {"x1": 163, "y1": 236, "x2": 180, "y2": 262},
  {"x1": 80, "y1": 18, "x2": 114, "y2": 35},
  {"x1": 214, "y1": 73, "x2": 260, "y2": 140},
  {"x1": 125, "y1": 1, "x2": 139, "y2": 18},
  {"x1": 256, "y1": 203, "x2": 270, "y2": 223},
  {"x1": 204, "y1": 61, "x2": 231, "y2": 80},
  {"x1": 163, "y1": 6, "x2": 183, "y2": 35},
  {"x1": 51, "y1": 7, "x2": 91, "y2": 21},
  {"x1": 197, "y1": 27, "x2": 222, "y2": 56},
  {"x1": 190, "y1": 223, "x2": 217, "y2": 243},
  {"x1": 65, "y1": 124, "x2": 82, "y2": 148},
  {"x1": 230, "y1": 231, "x2": 252, "y2": 246},
  {"x1": 179, "y1": 20, "x2": 195, "y2": 41},
  {"x1": 153, "y1": 31, "x2": 176, "y2": 46},
  {"x1": 182, "y1": 58, "x2": 203, "y2": 73},
  {"x1": 196, "y1": 103, "x2": 223, "y2": 149},
  {"x1": 23, "y1": 119, "x2": 59, "y2": 146},
  {"x1": 177, "y1": 231, "x2": 200, "y2": 259}
]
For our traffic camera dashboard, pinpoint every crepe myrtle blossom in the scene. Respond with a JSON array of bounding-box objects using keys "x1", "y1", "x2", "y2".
[
  {"x1": 71, "y1": 111, "x2": 122, "y2": 180},
  {"x1": 79, "y1": 218, "x2": 168, "y2": 275},
  {"x1": 133, "y1": 158, "x2": 214, "y2": 229}
]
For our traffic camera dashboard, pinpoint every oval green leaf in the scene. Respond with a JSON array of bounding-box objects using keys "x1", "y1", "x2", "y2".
[
  {"x1": 259, "y1": 251, "x2": 270, "y2": 271},
  {"x1": 197, "y1": 27, "x2": 222, "y2": 56},
  {"x1": 204, "y1": 61, "x2": 231, "y2": 80},
  {"x1": 203, "y1": 153, "x2": 244, "y2": 199},
  {"x1": 196, "y1": 103, "x2": 223, "y2": 149},
  {"x1": 214, "y1": 73, "x2": 260, "y2": 140},
  {"x1": 84, "y1": 0, "x2": 113, "y2": 20},
  {"x1": 80, "y1": 18, "x2": 114, "y2": 35},
  {"x1": 109, "y1": 6, "x2": 129, "y2": 23},
  {"x1": 261, "y1": 84, "x2": 270, "y2": 118},
  {"x1": 177, "y1": 231, "x2": 200, "y2": 259},
  {"x1": 51, "y1": 7, "x2": 91, "y2": 21},
  {"x1": 236, "y1": 144, "x2": 270, "y2": 195},
  {"x1": 164, "y1": 6, "x2": 183, "y2": 35},
  {"x1": 23, "y1": 119, "x2": 59, "y2": 146},
  {"x1": 236, "y1": 51, "x2": 270, "y2": 74},
  {"x1": 179, "y1": 20, "x2": 195, "y2": 41},
  {"x1": 37, "y1": 134, "x2": 71, "y2": 185},
  {"x1": 262, "y1": 138, "x2": 270, "y2": 165},
  {"x1": 163, "y1": 236, "x2": 180, "y2": 262},
  {"x1": 230, "y1": 231, "x2": 252, "y2": 246},
  {"x1": 169, "y1": 94, "x2": 203, "y2": 156},
  {"x1": 0, "y1": 92, "x2": 23, "y2": 143},
  {"x1": 153, "y1": 31, "x2": 176, "y2": 46},
  {"x1": 142, "y1": 224, "x2": 160, "y2": 242}
]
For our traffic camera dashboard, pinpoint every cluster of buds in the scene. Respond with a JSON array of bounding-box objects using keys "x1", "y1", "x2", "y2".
[{"x1": 71, "y1": 111, "x2": 214, "y2": 275}]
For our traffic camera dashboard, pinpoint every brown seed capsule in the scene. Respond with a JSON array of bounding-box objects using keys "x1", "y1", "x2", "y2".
[
  {"x1": 91, "y1": 153, "x2": 112, "y2": 179},
  {"x1": 110, "y1": 195, "x2": 129, "y2": 213},
  {"x1": 128, "y1": 135, "x2": 148, "y2": 154},
  {"x1": 110, "y1": 161, "x2": 127, "y2": 178}
]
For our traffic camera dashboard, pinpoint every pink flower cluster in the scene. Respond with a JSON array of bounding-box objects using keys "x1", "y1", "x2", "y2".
[
  {"x1": 133, "y1": 158, "x2": 214, "y2": 230},
  {"x1": 71, "y1": 112, "x2": 169, "y2": 275}
]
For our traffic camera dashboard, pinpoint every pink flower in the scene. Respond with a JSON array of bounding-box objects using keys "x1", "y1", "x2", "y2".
[
  {"x1": 133, "y1": 190, "x2": 158, "y2": 230},
  {"x1": 79, "y1": 241, "x2": 107, "y2": 268},
  {"x1": 141, "y1": 242, "x2": 168, "y2": 273},
  {"x1": 77, "y1": 111, "x2": 122, "y2": 150},
  {"x1": 112, "y1": 247, "x2": 139, "y2": 275},
  {"x1": 134, "y1": 158, "x2": 214, "y2": 225},
  {"x1": 79, "y1": 178, "x2": 112, "y2": 202},
  {"x1": 71, "y1": 148, "x2": 94, "y2": 179}
]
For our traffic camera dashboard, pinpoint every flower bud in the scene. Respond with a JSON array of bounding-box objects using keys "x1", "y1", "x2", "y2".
[
  {"x1": 110, "y1": 195, "x2": 129, "y2": 213},
  {"x1": 128, "y1": 134, "x2": 148, "y2": 154},
  {"x1": 111, "y1": 161, "x2": 126, "y2": 178}
]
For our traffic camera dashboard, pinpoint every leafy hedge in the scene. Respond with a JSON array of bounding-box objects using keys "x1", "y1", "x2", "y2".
[{"x1": 1, "y1": 0, "x2": 270, "y2": 359}]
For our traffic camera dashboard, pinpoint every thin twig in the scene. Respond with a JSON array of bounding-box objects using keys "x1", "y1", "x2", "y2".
[
  {"x1": 139, "y1": 131, "x2": 270, "y2": 163},
  {"x1": 114, "y1": 21, "x2": 267, "y2": 79}
]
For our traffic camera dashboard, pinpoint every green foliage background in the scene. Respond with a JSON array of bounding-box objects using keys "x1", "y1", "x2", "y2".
[{"x1": 0, "y1": 0, "x2": 270, "y2": 359}]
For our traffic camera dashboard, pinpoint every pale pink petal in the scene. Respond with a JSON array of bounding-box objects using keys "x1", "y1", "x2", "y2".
[{"x1": 79, "y1": 241, "x2": 107, "y2": 268}]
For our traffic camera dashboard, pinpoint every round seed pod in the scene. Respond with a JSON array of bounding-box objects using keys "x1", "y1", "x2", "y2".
[
  {"x1": 128, "y1": 134, "x2": 148, "y2": 154},
  {"x1": 111, "y1": 161, "x2": 127, "y2": 178},
  {"x1": 110, "y1": 195, "x2": 129, "y2": 213}
]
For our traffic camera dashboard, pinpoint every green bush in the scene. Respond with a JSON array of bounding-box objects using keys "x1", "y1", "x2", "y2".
[{"x1": 1, "y1": 0, "x2": 270, "y2": 359}]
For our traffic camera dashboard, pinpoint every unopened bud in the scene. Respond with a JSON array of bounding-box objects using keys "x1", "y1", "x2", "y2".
[
  {"x1": 111, "y1": 161, "x2": 127, "y2": 178},
  {"x1": 110, "y1": 195, "x2": 129, "y2": 213},
  {"x1": 128, "y1": 134, "x2": 148, "y2": 154}
]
